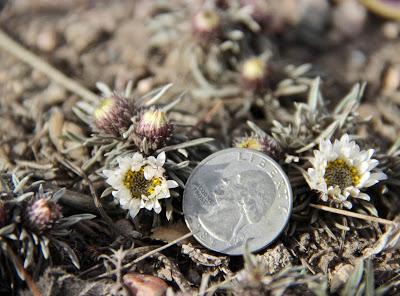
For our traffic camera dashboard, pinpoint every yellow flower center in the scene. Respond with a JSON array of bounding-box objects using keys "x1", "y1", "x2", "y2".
[
  {"x1": 242, "y1": 58, "x2": 265, "y2": 80},
  {"x1": 94, "y1": 98, "x2": 114, "y2": 120},
  {"x1": 236, "y1": 138, "x2": 262, "y2": 151},
  {"x1": 123, "y1": 167, "x2": 162, "y2": 199},
  {"x1": 324, "y1": 159, "x2": 360, "y2": 190}
]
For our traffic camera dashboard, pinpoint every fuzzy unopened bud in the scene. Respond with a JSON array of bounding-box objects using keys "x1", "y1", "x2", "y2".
[
  {"x1": 193, "y1": 9, "x2": 220, "y2": 41},
  {"x1": 27, "y1": 198, "x2": 61, "y2": 231},
  {"x1": 241, "y1": 57, "x2": 268, "y2": 92},
  {"x1": 134, "y1": 109, "x2": 173, "y2": 150},
  {"x1": 93, "y1": 94, "x2": 135, "y2": 137},
  {"x1": 234, "y1": 134, "x2": 283, "y2": 160}
]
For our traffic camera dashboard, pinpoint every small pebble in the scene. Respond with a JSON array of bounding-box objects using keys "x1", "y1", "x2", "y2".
[
  {"x1": 382, "y1": 65, "x2": 400, "y2": 94},
  {"x1": 48, "y1": 108, "x2": 64, "y2": 152},
  {"x1": 43, "y1": 83, "x2": 67, "y2": 106},
  {"x1": 123, "y1": 273, "x2": 168, "y2": 296},
  {"x1": 137, "y1": 77, "x2": 154, "y2": 95},
  {"x1": 382, "y1": 22, "x2": 400, "y2": 39},
  {"x1": 37, "y1": 28, "x2": 58, "y2": 52},
  {"x1": 332, "y1": 0, "x2": 367, "y2": 37}
]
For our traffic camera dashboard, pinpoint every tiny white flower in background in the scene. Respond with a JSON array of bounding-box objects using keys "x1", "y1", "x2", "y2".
[
  {"x1": 103, "y1": 152, "x2": 178, "y2": 219},
  {"x1": 307, "y1": 134, "x2": 387, "y2": 209}
]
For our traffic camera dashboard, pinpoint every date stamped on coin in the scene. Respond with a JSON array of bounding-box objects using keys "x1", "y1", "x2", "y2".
[{"x1": 183, "y1": 148, "x2": 292, "y2": 255}]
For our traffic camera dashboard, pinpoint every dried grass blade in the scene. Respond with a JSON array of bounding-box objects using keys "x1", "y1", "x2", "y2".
[{"x1": 310, "y1": 204, "x2": 396, "y2": 225}]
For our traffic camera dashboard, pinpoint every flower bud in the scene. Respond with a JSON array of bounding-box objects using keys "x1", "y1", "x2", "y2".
[
  {"x1": 27, "y1": 198, "x2": 61, "y2": 232},
  {"x1": 192, "y1": 9, "x2": 221, "y2": 41},
  {"x1": 234, "y1": 134, "x2": 283, "y2": 160},
  {"x1": 93, "y1": 94, "x2": 135, "y2": 137},
  {"x1": 134, "y1": 109, "x2": 173, "y2": 150},
  {"x1": 240, "y1": 0, "x2": 288, "y2": 33},
  {"x1": 241, "y1": 57, "x2": 268, "y2": 93}
]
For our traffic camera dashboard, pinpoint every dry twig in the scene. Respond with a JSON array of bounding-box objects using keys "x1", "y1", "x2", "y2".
[
  {"x1": 310, "y1": 203, "x2": 397, "y2": 226},
  {"x1": 0, "y1": 28, "x2": 98, "y2": 103}
]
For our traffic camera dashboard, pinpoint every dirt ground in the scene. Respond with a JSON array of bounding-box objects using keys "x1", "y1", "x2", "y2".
[{"x1": 0, "y1": 0, "x2": 400, "y2": 295}]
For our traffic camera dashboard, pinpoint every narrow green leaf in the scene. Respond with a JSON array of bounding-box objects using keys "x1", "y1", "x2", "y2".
[
  {"x1": 157, "y1": 138, "x2": 214, "y2": 153},
  {"x1": 365, "y1": 259, "x2": 375, "y2": 296},
  {"x1": 57, "y1": 213, "x2": 96, "y2": 227},
  {"x1": 308, "y1": 77, "x2": 320, "y2": 112},
  {"x1": 0, "y1": 224, "x2": 15, "y2": 236}
]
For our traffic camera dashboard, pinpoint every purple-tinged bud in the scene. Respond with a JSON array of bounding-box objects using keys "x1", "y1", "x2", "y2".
[
  {"x1": 93, "y1": 94, "x2": 135, "y2": 137},
  {"x1": 240, "y1": 0, "x2": 288, "y2": 33},
  {"x1": 234, "y1": 134, "x2": 283, "y2": 160},
  {"x1": 134, "y1": 109, "x2": 173, "y2": 151},
  {"x1": 27, "y1": 198, "x2": 61, "y2": 232},
  {"x1": 241, "y1": 57, "x2": 269, "y2": 93},
  {"x1": 192, "y1": 9, "x2": 221, "y2": 42}
]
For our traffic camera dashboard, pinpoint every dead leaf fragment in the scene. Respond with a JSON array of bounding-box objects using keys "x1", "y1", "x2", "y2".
[
  {"x1": 151, "y1": 222, "x2": 191, "y2": 245},
  {"x1": 123, "y1": 273, "x2": 168, "y2": 296},
  {"x1": 48, "y1": 107, "x2": 64, "y2": 151}
]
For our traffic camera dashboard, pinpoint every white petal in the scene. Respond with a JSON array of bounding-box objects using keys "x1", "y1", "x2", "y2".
[
  {"x1": 156, "y1": 152, "x2": 166, "y2": 166},
  {"x1": 167, "y1": 180, "x2": 179, "y2": 189},
  {"x1": 348, "y1": 187, "x2": 360, "y2": 197},
  {"x1": 356, "y1": 151, "x2": 368, "y2": 162},
  {"x1": 349, "y1": 144, "x2": 360, "y2": 158},
  {"x1": 128, "y1": 198, "x2": 141, "y2": 218},
  {"x1": 147, "y1": 156, "x2": 157, "y2": 166},
  {"x1": 143, "y1": 199, "x2": 155, "y2": 211},
  {"x1": 144, "y1": 166, "x2": 155, "y2": 180},
  {"x1": 131, "y1": 163, "x2": 141, "y2": 171},
  {"x1": 343, "y1": 200, "x2": 352, "y2": 209},
  {"x1": 356, "y1": 192, "x2": 370, "y2": 201},
  {"x1": 366, "y1": 149, "x2": 374, "y2": 160},
  {"x1": 357, "y1": 172, "x2": 371, "y2": 188},
  {"x1": 340, "y1": 134, "x2": 350, "y2": 143},
  {"x1": 158, "y1": 188, "x2": 170, "y2": 199},
  {"x1": 153, "y1": 200, "x2": 162, "y2": 214},
  {"x1": 341, "y1": 146, "x2": 351, "y2": 158},
  {"x1": 333, "y1": 139, "x2": 342, "y2": 154},
  {"x1": 118, "y1": 157, "x2": 131, "y2": 169},
  {"x1": 363, "y1": 172, "x2": 387, "y2": 187},
  {"x1": 319, "y1": 138, "x2": 332, "y2": 153},
  {"x1": 132, "y1": 152, "x2": 144, "y2": 164},
  {"x1": 103, "y1": 169, "x2": 113, "y2": 178},
  {"x1": 366, "y1": 159, "x2": 379, "y2": 171},
  {"x1": 357, "y1": 161, "x2": 369, "y2": 174},
  {"x1": 320, "y1": 194, "x2": 328, "y2": 202},
  {"x1": 119, "y1": 187, "x2": 131, "y2": 199}
]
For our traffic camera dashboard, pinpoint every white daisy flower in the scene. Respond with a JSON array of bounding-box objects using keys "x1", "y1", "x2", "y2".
[
  {"x1": 307, "y1": 134, "x2": 387, "y2": 209},
  {"x1": 103, "y1": 152, "x2": 178, "y2": 218}
]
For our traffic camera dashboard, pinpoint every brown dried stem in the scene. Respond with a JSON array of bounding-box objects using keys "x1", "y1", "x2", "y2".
[
  {"x1": 96, "y1": 231, "x2": 194, "y2": 279},
  {"x1": 6, "y1": 243, "x2": 43, "y2": 296},
  {"x1": 189, "y1": 100, "x2": 224, "y2": 136},
  {"x1": 310, "y1": 203, "x2": 397, "y2": 225}
]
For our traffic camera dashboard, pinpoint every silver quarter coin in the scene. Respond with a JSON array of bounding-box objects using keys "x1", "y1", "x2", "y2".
[{"x1": 183, "y1": 148, "x2": 292, "y2": 255}]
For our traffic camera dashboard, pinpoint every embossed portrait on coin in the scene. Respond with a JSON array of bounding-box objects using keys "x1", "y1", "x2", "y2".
[{"x1": 198, "y1": 169, "x2": 275, "y2": 243}]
